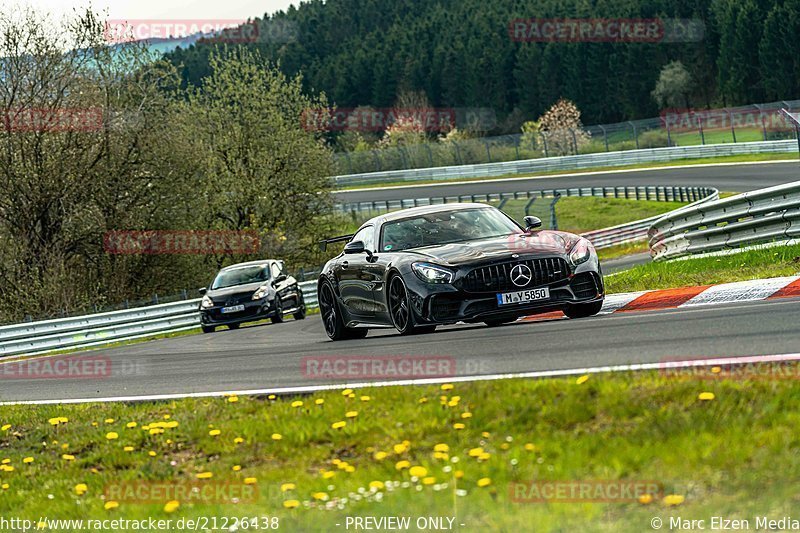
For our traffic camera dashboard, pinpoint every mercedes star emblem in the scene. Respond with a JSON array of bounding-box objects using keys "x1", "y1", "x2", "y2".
[{"x1": 510, "y1": 264, "x2": 533, "y2": 287}]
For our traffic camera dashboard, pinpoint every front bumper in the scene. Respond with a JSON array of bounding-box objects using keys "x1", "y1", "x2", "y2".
[
  {"x1": 404, "y1": 266, "x2": 604, "y2": 325},
  {"x1": 200, "y1": 299, "x2": 278, "y2": 326}
]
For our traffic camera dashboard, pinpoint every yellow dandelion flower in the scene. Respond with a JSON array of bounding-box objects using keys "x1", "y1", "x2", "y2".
[
  {"x1": 576, "y1": 375, "x2": 589, "y2": 385},
  {"x1": 422, "y1": 477, "x2": 436, "y2": 485},
  {"x1": 468, "y1": 447, "x2": 484, "y2": 457},
  {"x1": 1, "y1": 484, "x2": 7, "y2": 490},
  {"x1": 268, "y1": 394, "x2": 276, "y2": 400},
  {"x1": 209, "y1": 429, "x2": 221, "y2": 437},
  {"x1": 105, "y1": 432, "x2": 118, "y2": 440},
  {"x1": 163, "y1": 414, "x2": 171, "y2": 420},
  {"x1": 342, "y1": 389, "x2": 353, "y2": 396},
  {"x1": 441, "y1": 384, "x2": 454, "y2": 391},
  {"x1": 477, "y1": 477, "x2": 492, "y2": 487},
  {"x1": 196, "y1": 472, "x2": 213, "y2": 479},
  {"x1": 395, "y1": 460, "x2": 410, "y2": 470},
  {"x1": 322, "y1": 471, "x2": 336, "y2": 479},
  {"x1": 345, "y1": 465, "x2": 355, "y2": 473},
  {"x1": 1, "y1": 458, "x2": 9, "y2": 464},
  {"x1": 126, "y1": 422, "x2": 137, "y2": 429},
  {"x1": 315, "y1": 398, "x2": 325, "y2": 405},
  {"x1": 500, "y1": 443, "x2": 510, "y2": 450},
  {"x1": 164, "y1": 501, "x2": 180, "y2": 513},
  {"x1": 348, "y1": 393, "x2": 355, "y2": 399},
  {"x1": 291, "y1": 400, "x2": 304, "y2": 408},
  {"x1": 524, "y1": 443, "x2": 536, "y2": 451},
  {"x1": 104, "y1": 418, "x2": 115, "y2": 424},
  {"x1": 232, "y1": 465, "x2": 242, "y2": 472},
  {"x1": 461, "y1": 412, "x2": 472, "y2": 419},
  {"x1": 62, "y1": 454, "x2": 75, "y2": 461},
  {"x1": 373, "y1": 451, "x2": 388, "y2": 460},
  {"x1": 149, "y1": 428, "x2": 164, "y2": 436},
  {"x1": 271, "y1": 433, "x2": 283, "y2": 440},
  {"x1": 312, "y1": 492, "x2": 328, "y2": 501},
  {"x1": 345, "y1": 411, "x2": 358, "y2": 418},
  {"x1": 227, "y1": 396, "x2": 239, "y2": 403},
  {"x1": 479, "y1": 453, "x2": 491, "y2": 460},
  {"x1": 360, "y1": 396, "x2": 371, "y2": 402},
  {"x1": 74, "y1": 483, "x2": 88, "y2": 495},
  {"x1": 698, "y1": 392, "x2": 715, "y2": 401},
  {"x1": 1, "y1": 465, "x2": 13, "y2": 472},
  {"x1": 283, "y1": 499, "x2": 299, "y2": 509},
  {"x1": 48, "y1": 418, "x2": 61, "y2": 426},
  {"x1": 104, "y1": 501, "x2": 119, "y2": 510},
  {"x1": 481, "y1": 431, "x2": 491, "y2": 438},
  {"x1": 418, "y1": 397, "x2": 428, "y2": 403},
  {"x1": 58, "y1": 417, "x2": 68, "y2": 424},
  {"x1": 281, "y1": 483, "x2": 295, "y2": 492},
  {"x1": 234, "y1": 437, "x2": 244, "y2": 444},
  {"x1": 409, "y1": 466, "x2": 428, "y2": 477},
  {"x1": 433, "y1": 452, "x2": 449, "y2": 460},
  {"x1": 23, "y1": 457, "x2": 34, "y2": 464},
  {"x1": 0, "y1": 424, "x2": 10, "y2": 431},
  {"x1": 454, "y1": 470, "x2": 464, "y2": 479},
  {"x1": 123, "y1": 446, "x2": 134, "y2": 452},
  {"x1": 434, "y1": 443, "x2": 449, "y2": 453},
  {"x1": 639, "y1": 494, "x2": 654, "y2": 504},
  {"x1": 369, "y1": 480, "x2": 385, "y2": 490},
  {"x1": 663, "y1": 494, "x2": 685, "y2": 506},
  {"x1": 244, "y1": 477, "x2": 257, "y2": 485},
  {"x1": 148, "y1": 451, "x2": 157, "y2": 457},
  {"x1": 393, "y1": 443, "x2": 408, "y2": 454},
  {"x1": 711, "y1": 366, "x2": 722, "y2": 374},
  {"x1": 453, "y1": 423, "x2": 465, "y2": 430},
  {"x1": 331, "y1": 421, "x2": 346, "y2": 429}
]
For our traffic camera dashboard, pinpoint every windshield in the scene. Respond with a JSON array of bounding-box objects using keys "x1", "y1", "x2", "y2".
[
  {"x1": 380, "y1": 207, "x2": 522, "y2": 252},
  {"x1": 211, "y1": 265, "x2": 269, "y2": 289}
]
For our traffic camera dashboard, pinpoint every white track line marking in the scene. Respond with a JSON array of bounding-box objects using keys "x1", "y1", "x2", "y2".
[{"x1": 4, "y1": 352, "x2": 800, "y2": 406}]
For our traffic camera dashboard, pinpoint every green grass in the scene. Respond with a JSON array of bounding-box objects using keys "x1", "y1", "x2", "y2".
[
  {"x1": 1, "y1": 369, "x2": 799, "y2": 531},
  {"x1": 606, "y1": 243, "x2": 800, "y2": 293},
  {"x1": 597, "y1": 241, "x2": 650, "y2": 262},
  {"x1": 339, "y1": 153, "x2": 797, "y2": 190}
]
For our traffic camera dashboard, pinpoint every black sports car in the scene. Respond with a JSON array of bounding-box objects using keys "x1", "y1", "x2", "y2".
[
  {"x1": 199, "y1": 260, "x2": 306, "y2": 333},
  {"x1": 317, "y1": 203, "x2": 604, "y2": 341}
]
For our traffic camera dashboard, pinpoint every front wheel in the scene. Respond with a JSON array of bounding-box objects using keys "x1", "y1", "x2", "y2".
[
  {"x1": 318, "y1": 280, "x2": 369, "y2": 341},
  {"x1": 293, "y1": 291, "x2": 307, "y2": 320},
  {"x1": 564, "y1": 300, "x2": 603, "y2": 319},
  {"x1": 271, "y1": 298, "x2": 284, "y2": 324},
  {"x1": 388, "y1": 275, "x2": 435, "y2": 335},
  {"x1": 201, "y1": 325, "x2": 215, "y2": 334}
]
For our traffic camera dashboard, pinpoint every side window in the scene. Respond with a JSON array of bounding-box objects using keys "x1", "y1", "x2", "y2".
[{"x1": 351, "y1": 226, "x2": 375, "y2": 252}]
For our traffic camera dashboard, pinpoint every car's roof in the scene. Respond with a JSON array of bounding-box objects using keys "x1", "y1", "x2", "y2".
[
  {"x1": 372, "y1": 202, "x2": 494, "y2": 224},
  {"x1": 219, "y1": 260, "x2": 278, "y2": 271}
]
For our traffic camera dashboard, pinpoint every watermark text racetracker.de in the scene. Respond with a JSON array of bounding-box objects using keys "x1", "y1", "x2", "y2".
[
  {"x1": 510, "y1": 480, "x2": 663, "y2": 503},
  {"x1": 103, "y1": 19, "x2": 259, "y2": 44},
  {"x1": 508, "y1": 18, "x2": 704, "y2": 43},
  {"x1": 0, "y1": 355, "x2": 145, "y2": 380},
  {"x1": 301, "y1": 355, "x2": 493, "y2": 380},
  {"x1": 659, "y1": 355, "x2": 800, "y2": 381}
]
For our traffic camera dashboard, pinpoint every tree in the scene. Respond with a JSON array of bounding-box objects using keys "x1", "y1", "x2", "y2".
[
  {"x1": 536, "y1": 98, "x2": 591, "y2": 156},
  {"x1": 651, "y1": 61, "x2": 693, "y2": 110}
]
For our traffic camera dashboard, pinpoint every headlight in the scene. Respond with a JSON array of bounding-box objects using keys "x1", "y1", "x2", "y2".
[
  {"x1": 569, "y1": 238, "x2": 595, "y2": 266},
  {"x1": 412, "y1": 262, "x2": 454, "y2": 284},
  {"x1": 201, "y1": 295, "x2": 214, "y2": 309},
  {"x1": 252, "y1": 285, "x2": 270, "y2": 300}
]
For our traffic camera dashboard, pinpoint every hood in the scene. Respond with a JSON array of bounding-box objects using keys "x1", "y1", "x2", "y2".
[
  {"x1": 207, "y1": 281, "x2": 266, "y2": 300},
  {"x1": 406, "y1": 231, "x2": 578, "y2": 267}
]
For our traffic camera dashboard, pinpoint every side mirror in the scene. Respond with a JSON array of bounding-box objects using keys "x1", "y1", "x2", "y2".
[
  {"x1": 198, "y1": 288, "x2": 207, "y2": 295},
  {"x1": 523, "y1": 216, "x2": 543, "y2": 231},
  {"x1": 274, "y1": 274, "x2": 288, "y2": 283},
  {"x1": 344, "y1": 240, "x2": 366, "y2": 255}
]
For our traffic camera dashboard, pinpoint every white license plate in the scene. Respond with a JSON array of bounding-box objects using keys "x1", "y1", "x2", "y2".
[
  {"x1": 221, "y1": 304, "x2": 245, "y2": 314},
  {"x1": 496, "y1": 287, "x2": 550, "y2": 306}
]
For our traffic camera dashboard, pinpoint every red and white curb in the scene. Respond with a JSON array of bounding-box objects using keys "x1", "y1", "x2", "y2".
[{"x1": 523, "y1": 275, "x2": 800, "y2": 321}]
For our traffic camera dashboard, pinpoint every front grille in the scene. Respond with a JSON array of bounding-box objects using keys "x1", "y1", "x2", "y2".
[
  {"x1": 219, "y1": 294, "x2": 253, "y2": 307},
  {"x1": 460, "y1": 258, "x2": 570, "y2": 293},
  {"x1": 570, "y1": 272, "x2": 600, "y2": 299}
]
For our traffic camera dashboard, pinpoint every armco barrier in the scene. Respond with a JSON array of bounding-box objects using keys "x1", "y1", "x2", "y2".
[
  {"x1": 0, "y1": 281, "x2": 318, "y2": 358},
  {"x1": 332, "y1": 140, "x2": 798, "y2": 187},
  {"x1": 649, "y1": 180, "x2": 800, "y2": 261}
]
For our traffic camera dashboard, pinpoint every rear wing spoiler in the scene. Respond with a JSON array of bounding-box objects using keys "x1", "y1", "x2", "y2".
[{"x1": 318, "y1": 234, "x2": 354, "y2": 252}]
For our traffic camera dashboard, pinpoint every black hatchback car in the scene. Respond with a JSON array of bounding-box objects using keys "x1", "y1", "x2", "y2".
[
  {"x1": 317, "y1": 203, "x2": 604, "y2": 340},
  {"x1": 199, "y1": 260, "x2": 306, "y2": 333}
]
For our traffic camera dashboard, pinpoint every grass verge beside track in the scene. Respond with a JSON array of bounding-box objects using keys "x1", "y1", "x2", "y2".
[
  {"x1": 1, "y1": 369, "x2": 798, "y2": 531},
  {"x1": 606, "y1": 243, "x2": 800, "y2": 293}
]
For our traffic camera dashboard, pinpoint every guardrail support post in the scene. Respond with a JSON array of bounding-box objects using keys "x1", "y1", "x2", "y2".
[
  {"x1": 549, "y1": 193, "x2": 561, "y2": 230},
  {"x1": 728, "y1": 110, "x2": 737, "y2": 143},
  {"x1": 524, "y1": 197, "x2": 537, "y2": 215},
  {"x1": 599, "y1": 125, "x2": 609, "y2": 151}
]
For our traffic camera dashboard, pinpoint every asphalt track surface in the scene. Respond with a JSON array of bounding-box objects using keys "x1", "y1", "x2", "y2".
[
  {"x1": 3, "y1": 160, "x2": 800, "y2": 403},
  {"x1": 335, "y1": 160, "x2": 800, "y2": 204}
]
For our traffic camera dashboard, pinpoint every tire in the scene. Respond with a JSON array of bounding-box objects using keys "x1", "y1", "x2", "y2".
[
  {"x1": 318, "y1": 280, "x2": 369, "y2": 341},
  {"x1": 228, "y1": 323, "x2": 240, "y2": 330},
  {"x1": 201, "y1": 325, "x2": 215, "y2": 334},
  {"x1": 484, "y1": 318, "x2": 517, "y2": 327},
  {"x1": 271, "y1": 297, "x2": 284, "y2": 324},
  {"x1": 388, "y1": 275, "x2": 435, "y2": 335},
  {"x1": 293, "y1": 291, "x2": 307, "y2": 320},
  {"x1": 564, "y1": 300, "x2": 603, "y2": 319}
]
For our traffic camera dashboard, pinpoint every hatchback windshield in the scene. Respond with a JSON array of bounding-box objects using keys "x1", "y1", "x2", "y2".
[
  {"x1": 380, "y1": 208, "x2": 522, "y2": 252},
  {"x1": 211, "y1": 266, "x2": 269, "y2": 289}
]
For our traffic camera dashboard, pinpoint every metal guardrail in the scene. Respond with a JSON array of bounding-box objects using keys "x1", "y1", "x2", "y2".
[
  {"x1": 333, "y1": 140, "x2": 797, "y2": 187},
  {"x1": 649, "y1": 180, "x2": 800, "y2": 261},
  {"x1": 0, "y1": 281, "x2": 319, "y2": 358}
]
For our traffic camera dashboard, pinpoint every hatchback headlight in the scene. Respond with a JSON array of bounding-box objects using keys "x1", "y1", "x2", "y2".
[
  {"x1": 201, "y1": 295, "x2": 214, "y2": 309},
  {"x1": 412, "y1": 262, "x2": 454, "y2": 284},
  {"x1": 569, "y1": 238, "x2": 595, "y2": 266},
  {"x1": 252, "y1": 285, "x2": 270, "y2": 300}
]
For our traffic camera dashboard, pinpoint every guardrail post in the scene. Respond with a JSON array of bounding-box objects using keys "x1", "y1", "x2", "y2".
[
  {"x1": 498, "y1": 198, "x2": 509, "y2": 210},
  {"x1": 570, "y1": 128, "x2": 578, "y2": 155},
  {"x1": 549, "y1": 193, "x2": 561, "y2": 230},
  {"x1": 524, "y1": 197, "x2": 537, "y2": 215},
  {"x1": 728, "y1": 110, "x2": 737, "y2": 143},
  {"x1": 666, "y1": 121, "x2": 672, "y2": 147},
  {"x1": 483, "y1": 140, "x2": 492, "y2": 163},
  {"x1": 755, "y1": 104, "x2": 768, "y2": 141},
  {"x1": 629, "y1": 122, "x2": 639, "y2": 149},
  {"x1": 452, "y1": 141, "x2": 463, "y2": 165},
  {"x1": 599, "y1": 125, "x2": 609, "y2": 151},
  {"x1": 698, "y1": 116, "x2": 705, "y2": 145},
  {"x1": 541, "y1": 133, "x2": 549, "y2": 157}
]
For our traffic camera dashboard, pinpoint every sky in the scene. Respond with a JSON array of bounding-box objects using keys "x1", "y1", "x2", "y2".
[{"x1": 3, "y1": 0, "x2": 299, "y2": 22}]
